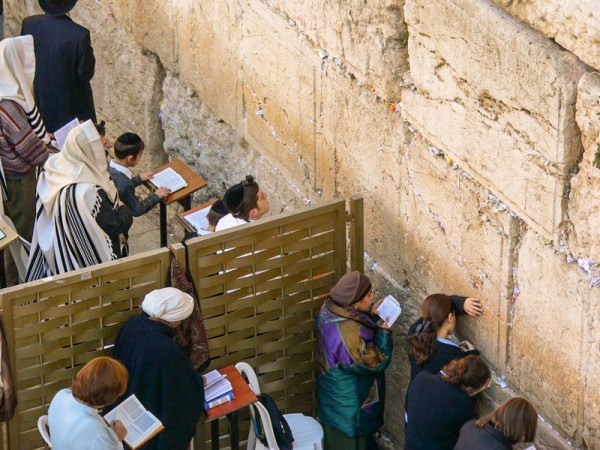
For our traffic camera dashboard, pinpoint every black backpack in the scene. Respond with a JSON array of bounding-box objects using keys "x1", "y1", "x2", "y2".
[{"x1": 252, "y1": 393, "x2": 294, "y2": 450}]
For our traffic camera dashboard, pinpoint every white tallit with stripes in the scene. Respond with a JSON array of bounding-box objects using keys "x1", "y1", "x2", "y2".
[
  {"x1": 26, "y1": 121, "x2": 118, "y2": 280},
  {"x1": 0, "y1": 36, "x2": 50, "y2": 145}
]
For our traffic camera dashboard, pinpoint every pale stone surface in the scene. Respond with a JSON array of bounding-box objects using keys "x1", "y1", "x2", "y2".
[
  {"x1": 399, "y1": 134, "x2": 518, "y2": 370},
  {"x1": 269, "y1": 0, "x2": 408, "y2": 100},
  {"x1": 320, "y1": 63, "x2": 405, "y2": 274},
  {"x1": 570, "y1": 72, "x2": 600, "y2": 261},
  {"x1": 583, "y1": 290, "x2": 600, "y2": 448},
  {"x1": 403, "y1": 0, "x2": 587, "y2": 240},
  {"x1": 492, "y1": 0, "x2": 600, "y2": 73},
  {"x1": 507, "y1": 231, "x2": 588, "y2": 441}
]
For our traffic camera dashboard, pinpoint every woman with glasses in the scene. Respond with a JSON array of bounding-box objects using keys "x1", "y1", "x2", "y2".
[
  {"x1": 407, "y1": 293, "x2": 483, "y2": 382},
  {"x1": 405, "y1": 355, "x2": 491, "y2": 450}
]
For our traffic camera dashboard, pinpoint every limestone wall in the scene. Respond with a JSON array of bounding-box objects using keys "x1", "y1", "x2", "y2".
[{"x1": 7, "y1": 0, "x2": 600, "y2": 448}]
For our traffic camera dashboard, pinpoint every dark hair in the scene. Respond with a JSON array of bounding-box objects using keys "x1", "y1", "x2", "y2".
[
  {"x1": 71, "y1": 357, "x2": 128, "y2": 407},
  {"x1": 476, "y1": 397, "x2": 537, "y2": 444},
  {"x1": 407, "y1": 294, "x2": 454, "y2": 366},
  {"x1": 207, "y1": 200, "x2": 228, "y2": 227},
  {"x1": 440, "y1": 355, "x2": 490, "y2": 392},
  {"x1": 114, "y1": 132, "x2": 144, "y2": 159},
  {"x1": 232, "y1": 175, "x2": 259, "y2": 219}
]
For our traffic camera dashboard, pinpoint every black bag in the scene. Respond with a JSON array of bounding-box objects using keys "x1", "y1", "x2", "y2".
[{"x1": 252, "y1": 393, "x2": 294, "y2": 450}]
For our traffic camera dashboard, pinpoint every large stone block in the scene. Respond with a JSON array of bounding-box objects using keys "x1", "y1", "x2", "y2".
[
  {"x1": 492, "y1": 0, "x2": 600, "y2": 73},
  {"x1": 268, "y1": 0, "x2": 408, "y2": 100},
  {"x1": 176, "y1": 0, "x2": 242, "y2": 127},
  {"x1": 508, "y1": 231, "x2": 588, "y2": 441},
  {"x1": 569, "y1": 72, "x2": 600, "y2": 261},
  {"x1": 320, "y1": 63, "x2": 405, "y2": 274},
  {"x1": 399, "y1": 134, "x2": 518, "y2": 370},
  {"x1": 240, "y1": 0, "x2": 325, "y2": 194},
  {"x1": 403, "y1": 0, "x2": 587, "y2": 239}
]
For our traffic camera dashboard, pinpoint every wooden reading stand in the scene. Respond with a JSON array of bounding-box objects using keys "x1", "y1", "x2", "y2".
[
  {"x1": 145, "y1": 159, "x2": 207, "y2": 246},
  {"x1": 204, "y1": 365, "x2": 258, "y2": 450}
]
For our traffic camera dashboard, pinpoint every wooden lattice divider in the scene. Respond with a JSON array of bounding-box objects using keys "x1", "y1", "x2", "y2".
[
  {"x1": 0, "y1": 248, "x2": 170, "y2": 450},
  {"x1": 186, "y1": 199, "x2": 347, "y2": 449}
]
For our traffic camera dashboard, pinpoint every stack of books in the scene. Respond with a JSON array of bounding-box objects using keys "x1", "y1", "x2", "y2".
[{"x1": 204, "y1": 369, "x2": 235, "y2": 409}]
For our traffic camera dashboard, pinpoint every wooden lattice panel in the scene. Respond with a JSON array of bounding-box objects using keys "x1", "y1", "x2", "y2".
[
  {"x1": 0, "y1": 248, "x2": 170, "y2": 450},
  {"x1": 186, "y1": 199, "x2": 347, "y2": 448}
]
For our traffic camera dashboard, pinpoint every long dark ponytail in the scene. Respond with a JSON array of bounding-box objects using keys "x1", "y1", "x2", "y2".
[{"x1": 407, "y1": 294, "x2": 453, "y2": 366}]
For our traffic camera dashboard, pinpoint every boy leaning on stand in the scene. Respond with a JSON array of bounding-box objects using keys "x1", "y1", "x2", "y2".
[{"x1": 108, "y1": 133, "x2": 170, "y2": 217}]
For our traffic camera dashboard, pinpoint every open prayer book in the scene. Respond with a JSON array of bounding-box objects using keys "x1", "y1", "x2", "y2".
[
  {"x1": 183, "y1": 203, "x2": 213, "y2": 235},
  {"x1": 150, "y1": 167, "x2": 188, "y2": 193},
  {"x1": 377, "y1": 295, "x2": 402, "y2": 327},
  {"x1": 54, "y1": 117, "x2": 80, "y2": 150},
  {"x1": 104, "y1": 394, "x2": 164, "y2": 449},
  {"x1": 204, "y1": 369, "x2": 235, "y2": 409}
]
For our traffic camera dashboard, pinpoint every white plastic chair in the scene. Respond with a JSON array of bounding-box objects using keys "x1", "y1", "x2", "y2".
[
  {"x1": 235, "y1": 362, "x2": 323, "y2": 450},
  {"x1": 37, "y1": 415, "x2": 52, "y2": 448}
]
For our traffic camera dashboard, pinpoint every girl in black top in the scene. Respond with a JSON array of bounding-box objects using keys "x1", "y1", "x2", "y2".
[
  {"x1": 405, "y1": 355, "x2": 491, "y2": 450},
  {"x1": 454, "y1": 397, "x2": 537, "y2": 450},
  {"x1": 407, "y1": 294, "x2": 483, "y2": 381}
]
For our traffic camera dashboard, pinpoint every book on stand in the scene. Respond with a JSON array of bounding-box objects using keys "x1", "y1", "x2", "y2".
[
  {"x1": 104, "y1": 394, "x2": 164, "y2": 449},
  {"x1": 204, "y1": 369, "x2": 234, "y2": 409},
  {"x1": 150, "y1": 167, "x2": 188, "y2": 193},
  {"x1": 183, "y1": 203, "x2": 213, "y2": 234}
]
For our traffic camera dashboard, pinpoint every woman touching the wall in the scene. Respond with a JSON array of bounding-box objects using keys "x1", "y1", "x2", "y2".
[{"x1": 407, "y1": 293, "x2": 483, "y2": 382}]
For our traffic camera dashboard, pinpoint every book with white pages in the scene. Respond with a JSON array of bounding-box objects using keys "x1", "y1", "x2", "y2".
[
  {"x1": 204, "y1": 377, "x2": 233, "y2": 402},
  {"x1": 104, "y1": 394, "x2": 164, "y2": 449},
  {"x1": 184, "y1": 204, "x2": 212, "y2": 233},
  {"x1": 0, "y1": 229, "x2": 5, "y2": 240},
  {"x1": 203, "y1": 369, "x2": 228, "y2": 389},
  {"x1": 150, "y1": 167, "x2": 188, "y2": 193},
  {"x1": 54, "y1": 117, "x2": 80, "y2": 150},
  {"x1": 376, "y1": 295, "x2": 402, "y2": 327}
]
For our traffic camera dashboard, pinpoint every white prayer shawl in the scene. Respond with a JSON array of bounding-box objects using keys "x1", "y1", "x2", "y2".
[
  {"x1": 0, "y1": 36, "x2": 50, "y2": 144},
  {"x1": 26, "y1": 121, "x2": 117, "y2": 280}
]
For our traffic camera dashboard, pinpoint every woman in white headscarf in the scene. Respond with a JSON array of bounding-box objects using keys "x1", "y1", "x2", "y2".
[
  {"x1": 0, "y1": 35, "x2": 54, "y2": 244},
  {"x1": 110, "y1": 288, "x2": 204, "y2": 450},
  {"x1": 26, "y1": 120, "x2": 132, "y2": 280}
]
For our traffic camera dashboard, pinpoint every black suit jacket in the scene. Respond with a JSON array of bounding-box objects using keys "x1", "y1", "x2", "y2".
[{"x1": 21, "y1": 14, "x2": 96, "y2": 132}]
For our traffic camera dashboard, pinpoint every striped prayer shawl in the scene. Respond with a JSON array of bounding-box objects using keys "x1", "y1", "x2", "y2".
[
  {"x1": 26, "y1": 183, "x2": 116, "y2": 281},
  {"x1": 24, "y1": 104, "x2": 50, "y2": 144}
]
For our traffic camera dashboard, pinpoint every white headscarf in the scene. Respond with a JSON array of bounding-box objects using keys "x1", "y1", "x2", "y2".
[
  {"x1": 39, "y1": 120, "x2": 117, "y2": 208},
  {"x1": 142, "y1": 288, "x2": 194, "y2": 322},
  {"x1": 0, "y1": 35, "x2": 50, "y2": 144}
]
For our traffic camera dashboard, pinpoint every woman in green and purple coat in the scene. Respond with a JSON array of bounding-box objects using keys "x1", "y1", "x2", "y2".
[{"x1": 315, "y1": 271, "x2": 393, "y2": 450}]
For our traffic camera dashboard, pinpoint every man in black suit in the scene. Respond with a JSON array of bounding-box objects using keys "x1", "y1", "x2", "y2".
[{"x1": 21, "y1": 0, "x2": 96, "y2": 132}]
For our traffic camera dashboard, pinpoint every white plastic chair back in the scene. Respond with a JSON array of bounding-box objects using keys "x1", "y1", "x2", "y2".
[
  {"x1": 235, "y1": 363, "x2": 324, "y2": 450},
  {"x1": 37, "y1": 415, "x2": 52, "y2": 448},
  {"x1": 235, "y1": 362, "x2": 261, "y2": 394}
]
